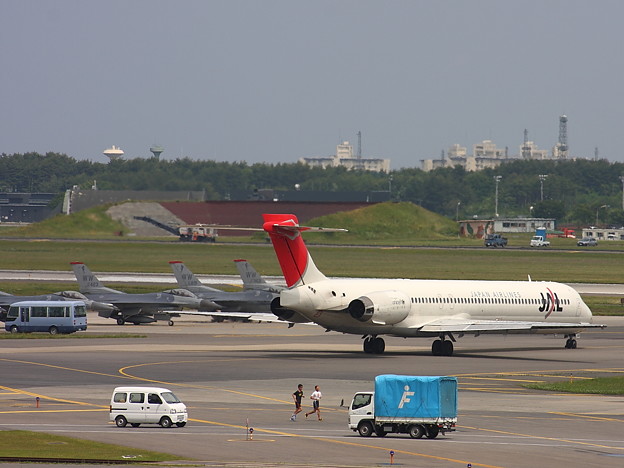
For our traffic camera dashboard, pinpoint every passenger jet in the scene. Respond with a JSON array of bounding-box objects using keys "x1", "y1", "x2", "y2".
[{"x1": 263, "y1": 213, "x2": 605, "y2": 356}]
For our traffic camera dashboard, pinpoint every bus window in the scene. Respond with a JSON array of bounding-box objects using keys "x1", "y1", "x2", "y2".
[
  {"x1": 48, "y1": 306, "x2": 65, "y2": 318},
  {"x1": 31, "y1": 306, "x2": 47, "y2": 318},
  {"x1": 74, "y1": 305, "x2": 87, "y2": 317}
]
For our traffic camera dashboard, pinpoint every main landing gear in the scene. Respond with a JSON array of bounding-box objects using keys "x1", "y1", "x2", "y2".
[
  {"x1": 363, "y1": 336, "x2": 386, "y2": 354},
  {"x1": 431, "y1": 333, "x2": 456, "y2": 356},
  {"x1": 564, "y1": 334, "x2": 578, "y2": 349}
]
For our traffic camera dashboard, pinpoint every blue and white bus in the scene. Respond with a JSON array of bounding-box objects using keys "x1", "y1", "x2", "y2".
[{"x1": 4, "y1": 300, "x2": 87, "y2": 334}]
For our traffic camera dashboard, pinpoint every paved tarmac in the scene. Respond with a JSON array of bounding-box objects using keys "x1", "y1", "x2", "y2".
[{"x1": 1, "y1": 315, "x2": 623, "y2": 468}]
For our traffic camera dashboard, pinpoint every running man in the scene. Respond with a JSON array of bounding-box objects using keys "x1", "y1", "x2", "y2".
[
  {"x1": 291, "y1": 384, "x2": 304, "y2": 421},
  {"x1": 305, "y1": 385, "x2": 322, "y2": 421}
]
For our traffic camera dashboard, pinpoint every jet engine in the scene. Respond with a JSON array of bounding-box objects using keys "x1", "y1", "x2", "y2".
[
  {"x1": 348, "y1": 290, "x2": 411, "y2": 325},
  {"x1": 271, "y1": 297, "x2": 309, "y2": 323}
]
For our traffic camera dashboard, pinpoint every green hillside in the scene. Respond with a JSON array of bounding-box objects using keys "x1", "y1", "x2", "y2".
[
  {"x1": 0, "y1": 205, "x2": 127, "y2": 239},
  {"x1": 0, "y1": 201, "x2": 459, "y2": 243},
  {"x1": 303, "y1": 202, "x2": 458, "y2": 243}
]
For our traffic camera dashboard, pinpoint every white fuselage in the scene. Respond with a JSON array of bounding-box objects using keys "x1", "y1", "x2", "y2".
[{"x1": 279, "y1": 278, "x2": 592, "y2": 337}]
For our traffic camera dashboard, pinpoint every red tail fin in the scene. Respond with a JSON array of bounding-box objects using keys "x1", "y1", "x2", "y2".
[{"x1": 262, "y1": 214, "x2": 327, "y2": 287}]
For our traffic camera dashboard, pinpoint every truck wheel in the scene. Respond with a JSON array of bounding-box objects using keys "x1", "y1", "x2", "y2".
[
  {"x1": 357, "y1": 421, "x2": 374, "y2": 437},
  {"x1": 115, "y1": 416, "x2": 127, "y2": 428},
  {"x1": 426, "y1": 425, "x2": 439, "y2": 439},
  {"x1": 160, "y1": 416, "x2": 172, "y2": 428},
  {"x1": 374, "y1": 425, "x2": 387, "y2": 437},
  {"x1": 408, "y1": 424, "x2": 425, "y2": 439}
]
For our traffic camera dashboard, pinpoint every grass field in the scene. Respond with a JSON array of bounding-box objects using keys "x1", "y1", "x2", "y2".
[
  {"x1": 524, "y1": 376, "x2": 624, "y2": 395},
  {"x1": 0, "y1": 430, "x2": 184, "y2": 462},
  {"x1": 1, "y1": 239, "x2": 623, "y2": 283}
]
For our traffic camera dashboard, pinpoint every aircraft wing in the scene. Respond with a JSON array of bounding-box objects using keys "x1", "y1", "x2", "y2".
[
  {"x1": 171, "y1": 310, "x2": 309, "y2": 325},
  {"x1": 415, "y1": 318, "x2": 606, "y2": 334}
]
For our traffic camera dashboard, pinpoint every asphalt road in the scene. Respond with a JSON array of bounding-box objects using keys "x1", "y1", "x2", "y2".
[{"x1": 1, "y1": 315, "x2": 623, "y2": 468}]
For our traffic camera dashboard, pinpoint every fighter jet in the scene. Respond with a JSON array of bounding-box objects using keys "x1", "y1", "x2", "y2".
[
  {"x1": 169, "y1": 261, "x2": 277, "y2": 313},
  {"x1": 233, "y1": 259, "x2": 285, "y2": 294},
  {"x1": 70, "y1": 262, "x2": 216, "y2": 325}
]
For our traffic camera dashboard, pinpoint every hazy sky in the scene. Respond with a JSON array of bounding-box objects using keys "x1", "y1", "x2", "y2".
[{"x1": 2, "y1": 0, "x2": 623, "y2": 167}]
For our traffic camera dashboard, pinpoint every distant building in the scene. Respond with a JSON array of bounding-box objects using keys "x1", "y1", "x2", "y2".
[
  {"x1": 458, "y1": 217, "x2": 555, "y2": 238},
  {"x1": 423, "y1": 140, "x2": 511, "y2": 172},
  {"x1": 582, "y1": 227, "x2": 624, "y2": 241},
  {"x1": 0, "y1": 192, "x2": 60, "y2": 223},
  {"x1": 300, "y1": 141, "x2": 390, "y2": 172},
  {"x1": 519, "y1": 141, "x2": 549, "y2": 160}
]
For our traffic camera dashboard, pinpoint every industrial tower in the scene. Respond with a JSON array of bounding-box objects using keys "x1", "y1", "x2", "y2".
[{"x1": 553, "y1": 115, "x2": 569, "y2": 159}]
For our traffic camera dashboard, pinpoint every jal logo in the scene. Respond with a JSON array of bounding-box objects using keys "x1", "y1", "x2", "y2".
[{"x1": 538, "y1": 288, "x2": 563, "y2": 318}]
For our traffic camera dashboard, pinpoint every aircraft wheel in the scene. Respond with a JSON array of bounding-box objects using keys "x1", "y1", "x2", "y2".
[
  {"x1": 116, "y1": 318, "x2": 125, "y2": 326},
  {"x1": 160, "y1": 416, "x2": 172, "y2": 428},
  {"x1": 357, "y1": 421, "x2": 374, "y2": 437},
  {"x1": 408, "y1": 424, "x2": 425, "y2": 439},
  {"x1": 442, "y1": 340, "x2": 454, "y2": 356},
  {"x1": 363, "y1": 337, "x2": 373, "y2": 353},
  {"x1": 431, "y1": 339, "x2": 442, "y2": 356},
  {"x1": 371, "y1": 337, "x2": 386, "y2": 354},
  {"x1": 115, "y1": 415, "x2": 127, "y2": 428},
  {"x1": 168, "y1": 320, "x2": 174, "y2": 326}
]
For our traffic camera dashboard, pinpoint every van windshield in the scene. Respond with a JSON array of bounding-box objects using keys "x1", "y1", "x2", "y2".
[{"x1": 161, "y1": 392, "x2": 181, "y2": 404}]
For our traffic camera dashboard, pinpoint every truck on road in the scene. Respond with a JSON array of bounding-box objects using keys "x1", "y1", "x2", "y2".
[
  {"x1": 530, "y1": 227, "x2": 550, "y2": 247},
  {"x1": 484, "y1": 233, "x2": 508, "y2": 247},
  {"x1": 348, "y1": 375, "x2": 457, "y2": 439}
]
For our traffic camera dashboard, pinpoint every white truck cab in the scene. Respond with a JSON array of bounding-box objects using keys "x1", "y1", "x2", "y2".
[{"x1": 110, "y1": 386, "x2": 188, "y2": 428}]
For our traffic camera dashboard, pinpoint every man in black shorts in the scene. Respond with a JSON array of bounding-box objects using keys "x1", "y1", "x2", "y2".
[{"x1": 291, "y1": 384, "x2": 304, "y2": 421}]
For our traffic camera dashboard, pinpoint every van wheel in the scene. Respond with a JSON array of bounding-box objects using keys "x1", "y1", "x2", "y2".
[
  {"x1": 357, "y1": 421, "x2": 374, "y2": 437},
  {"x1": 159, "y1": 417, "x2": 172, "y2": 428},
  {"x1": 176, "y1": 422, "x2": 186, "y2": 427},
  {"x1": 48, "y1": 326, "x2": 59, "y2": 335},
  {"x1": 408, "y1": 424, "x2": 425, "y2": 439},
  {"x1": 115, "y1": 416, "x2": 127, "y2": 427},
  {"x1": 9, "y1": 325, "x2": 19, "y2": 333},
  {"x1": 130, "y1": 423, "x2": 141, "y2": 427}
]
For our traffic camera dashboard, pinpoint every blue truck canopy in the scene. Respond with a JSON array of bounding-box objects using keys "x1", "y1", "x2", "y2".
[{"x1": 373, "y1": 375, "x2": 457, "y2": 419}]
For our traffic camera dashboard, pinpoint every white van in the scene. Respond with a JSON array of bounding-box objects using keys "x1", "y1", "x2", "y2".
[{"x1": 110, "y1": 386, "x2": 188, "y2": 428}]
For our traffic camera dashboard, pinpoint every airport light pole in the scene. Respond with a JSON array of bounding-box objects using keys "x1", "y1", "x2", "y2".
[
  {"x1": 456, "y1": 201, "x2": 461, "y2": 222},
  {"x1": 493, "y1": 175, "x2": 502, "y2": 217},
  {"x1": 538, "y1": 174, "x2": 548, "y2": 201},
  {"x1": 595, "y1": 204, "x2": 609, "y2": 226}
]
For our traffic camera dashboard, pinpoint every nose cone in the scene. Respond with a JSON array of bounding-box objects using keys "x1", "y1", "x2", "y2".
[{"x1": 199, "y1": 299, "x2": 221, "y2": 311}]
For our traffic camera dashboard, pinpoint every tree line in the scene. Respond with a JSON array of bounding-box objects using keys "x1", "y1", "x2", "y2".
[{"x1": 2, "y1": 152, "x2": 624, "y2": 227}]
